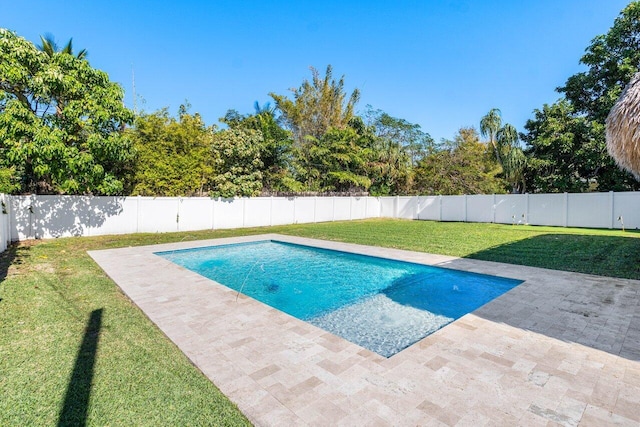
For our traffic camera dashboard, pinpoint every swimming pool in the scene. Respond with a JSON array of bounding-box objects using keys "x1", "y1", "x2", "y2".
[{"x1": 157, "y1": 240, "x2": 522, "y2": 357}]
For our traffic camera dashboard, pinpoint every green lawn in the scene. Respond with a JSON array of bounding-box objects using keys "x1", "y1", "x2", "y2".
[{"x1": 1, "y1": 219, "x2": 638, "y2": 426}]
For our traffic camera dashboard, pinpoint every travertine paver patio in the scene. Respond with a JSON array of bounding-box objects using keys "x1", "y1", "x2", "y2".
[{"x1": 89, "y1": 234, "x2": 640, "y2": 426}]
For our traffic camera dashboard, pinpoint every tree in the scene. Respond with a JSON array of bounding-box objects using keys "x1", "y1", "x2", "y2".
[
  {"x1": 129, "y1": 107, "x2": 215, "y2": 196},
  {"x1": 221, "y1": 103, "x2": 298, "y2": 192},
  {"x1": 522, "y1": 100, "x2": 608, "y2": 192},
  {"x1": 480, "y1": 108, "x2": 503, "y2": 163},
  {"x1": 480, "y1": 109, "x2": 526, "y2": 193},
  {"x1": 270, "y1": 65, "x2": 360, "y2": 145},
  {"x1": 366, "y1": 136, "x2": 411, "y2": 196},
  {"x1": 364, "y1": 106, "x2": 435, "y2": 166},
  {"x1": 558, "y1": 2, "x2": 640, "y2": 123},
  {"x1": 413, "y1": 127, "x2": 506, "y2": 195},
  {"x1": 0, "y1": 29, "x2": 133, "y2": 194},
  {"x1": 522, "y1": 3, "x2": 640, "y2": 191},
  {"x1": 38, "y1": 34, "x2": 87, "y2": 59},
  {"x1": 210, "y1": 128, "x2": 264, "y2": 198},
  {"x1": 300, "y1": 121, "x2": 373, "y2": 192}
]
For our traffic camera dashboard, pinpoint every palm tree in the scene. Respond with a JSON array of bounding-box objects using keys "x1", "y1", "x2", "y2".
[
  {"x1": 480, "y1": 108, "x2": 502, "y2": 163},
  {"x1": 38, "y1": 34, "x2": 87, "y2": 59},
  {"x1": 481, "y1": 109, "x2": 527, "y2": 193}
]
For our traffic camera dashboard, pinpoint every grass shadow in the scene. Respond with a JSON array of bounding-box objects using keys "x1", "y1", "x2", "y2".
[
  {"x1": 455, "y1": 233, "x2": 640, "y2": 361},
  {"x1": 58, "y1": 308, "x2": 103, "y2": 427},
  {"x1": 467, "y1": 232, "x2": 640, "y2": 280},
  {"x1": 0, "y1": 242, "x2": 32, "y2": 284}
]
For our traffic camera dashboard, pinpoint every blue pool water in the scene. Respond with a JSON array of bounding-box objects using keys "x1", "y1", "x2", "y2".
[{"x1": 157, "y1": 241, "x2": 522, "y2": 357}]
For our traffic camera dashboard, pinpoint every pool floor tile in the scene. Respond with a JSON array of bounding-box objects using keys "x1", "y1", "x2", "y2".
[{"x1": 89, "y1": 233, "x2": 640, "y2": 426}]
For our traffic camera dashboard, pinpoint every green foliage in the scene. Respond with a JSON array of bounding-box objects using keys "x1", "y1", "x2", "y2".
[
  {"x1": 210, "y1": 128, "x2": 264, "y2": 198},
  {"x1": 270, "y1": 65, "x2": 360, "y2": 145},
  {"x1": 366, "y1": 137, "x2": 412, "y2": 196},
  {"x1": 413, "y1": 127, "x2": 507, "y2": 195},
  {"x1": 522, "y1": 3, "x2": 640, "y2": 192},
  {"x1": 480, "y1": 108, "x2": 503, "y2": 163},
  {"x1": 0, "y1": 167, "x2": 20, "y2": 194},
  {"x1": 523, "y1": 100, "x2": 596, "y2": 193},
  {"x1": 479, "y1": 109, "x2": 525, "y2": 193},
  {"x1": 503, "y1": 147, "x2": 527, "y2": 193},
  {"x1": 38, "y1": 33, "x2": 87, "y2": 59},
  {"x1": 0, "y1": 29, "x2": 134, "y2": 195},
  {"x1": 221, "y1": 104, "x2": 297, "y2": 192},
  {"x1": 300, "y1": 123, "x2": 373, "y2": 192},
  {"x1": 365, "y1": 106, "x2": 436, "y2": 166},
  {"x1": 558, "y1": 2, "x2": 640, "y2": 122},
  {"x1": 130, "y1": 107, "x2": 215, "y2": 196},
  {"x1": 522, "y1": 100, "x2": 639, "y2": 192}
]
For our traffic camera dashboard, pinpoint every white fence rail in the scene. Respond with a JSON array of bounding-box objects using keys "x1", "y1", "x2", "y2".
[{"x1": 0, "y1": 192, "x2": 638, "y2": 244}]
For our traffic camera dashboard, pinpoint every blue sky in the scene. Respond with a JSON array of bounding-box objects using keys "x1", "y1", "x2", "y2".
[{"x1": 3, "y1": 0, "x2": 632, "y2": 142}]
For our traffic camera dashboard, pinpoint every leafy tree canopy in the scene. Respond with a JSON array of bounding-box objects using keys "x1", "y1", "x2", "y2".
[
  {"x1": 0, "y1": 29, "x2": 134, "y2": 194},
  {"x1": 210, "y1": 128, "x2": 264, "y2": 198},
  {"x1": 522, "y1": 3, "x2": 640, "y2": 192},
  {"x1": 558, "y1": 2, "x2": 640, "y2": 122},
  {"x1": 130, "y1": 106, "x2": 215, "y2": 196},
  {"x1": 364, "y1": 106, "x2": 435, "y2": 166},
  {"x1": 299, "y1": 119, "x2": 374, "y2": 192},
  {"x1": 221, "y1": 102, "x2": 297, "y2": 192},
  {"x1": 270, "y1": 65, "x2": 360, "y2": 146},
  {"x1": 413, "y1": 127, "x2": 507, "y2": 195}
]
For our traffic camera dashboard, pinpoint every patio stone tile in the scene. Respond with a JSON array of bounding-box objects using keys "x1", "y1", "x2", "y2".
[
  {"x1": 614, "y1": 396, "x2": 640, "y2": 422},
  {"x1": 89, "y1": 234, "x2": 640, "y2": 426},
  {"x1": 580, "y1": 404, "x2": 638, "y2": 426},
  {"x1": 249, "y1": 364, "x2": 281, "y2": 381}
]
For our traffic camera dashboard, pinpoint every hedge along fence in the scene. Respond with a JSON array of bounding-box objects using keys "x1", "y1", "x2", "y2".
[{"x1": 2, "y1": 192, "x2": 639, "y2": 243}]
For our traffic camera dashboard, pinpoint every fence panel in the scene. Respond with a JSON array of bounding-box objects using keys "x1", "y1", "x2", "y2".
[
  {"x1": 244, "y1": 198, "x2": 273, "y2": 228},
  {"x1": 33, "y1": 195, "x2": 91, "y2": 238},
  {"x1": 379, "y1": 197, "x2": 396, "y2": 217},
  {"x1": 333, "y1": 198, "x2": 352, "y2": 221},
  {"x1": 351, "y1": 197, "x2": 367, "y2": 220},
  {"x1": 417, "y1": 196, "x2": 439, "y2": 220},
  {"x1": 293, "y1": 197, "x2": 315, "y2": 223},
  {"x1": 213, "y1": 198, "x2": 244, "y2": 229},
  {"x1": 10, "y1": 196, "x2": 34, "y2": 240},
  {"x1": 366, "y1": 197, "x2": 381, "y2": 219},
  {"x1": 612, "y1": 192, "x2": 640, "y2": 229},
  {"x1": 315, "y1": 198, "x2": 334, "y2": 222},
  {"x1": 396, "y1": 197, "x2": 417, "y2": 219},
  {"x1": 0, "y1": 194, "x2": 8, "y2": 251},
  {"x1": 87, "y1": 197, "x2": 137, "y2": 236},
  {"x1": 270, "y1": 198, "x2": 295, "y2": 225},
  {"x1": 494, "y1": 194, "x2": 527, "y2": 224},
  {"x1": 178, "y1": 198, "x2": 214, "y2": 231},
  {"x1": 568, "y1": 193, "x2": 611, "y2": 229},
  {"x1": 137, "y1": 197, "x2": 178, "y2": 233},
  {"x1": 440, "y1": 196, "x2": 465, "y2": 222},
  {"x1": 466, "y1": 195, "x2": 494, "y2": 223},
  {"x1": 528, "y1": 194, "x2": 564, "y2": 227}
]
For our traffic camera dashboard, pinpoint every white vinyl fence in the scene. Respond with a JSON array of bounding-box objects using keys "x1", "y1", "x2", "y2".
[
  {"x1": 380, "y1": 192, "x2": 640, "y2": 229},
  {"x1": 5, "y1": 195, "x2": 381, "y2": 241},
  {"x1": 1, "y1": 192, "x2": 639, "y2": 244},
  {"x1": 0, "y1": 194, "x2": 9, "y2": 252}
]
